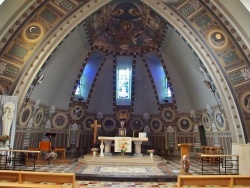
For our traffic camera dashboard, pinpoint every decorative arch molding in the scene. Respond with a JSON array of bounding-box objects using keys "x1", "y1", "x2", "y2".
[
  {"x1": 142, "y1": 0, "x2": 245, "y2": 143},
  {"x1": 0, "y1": 0, "x2": 247, "y2": 143}
]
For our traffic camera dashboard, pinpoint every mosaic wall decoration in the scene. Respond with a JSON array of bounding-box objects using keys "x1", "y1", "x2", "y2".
[{"x1": 174, "y1": 0, "x2": 250, "y2": 93}]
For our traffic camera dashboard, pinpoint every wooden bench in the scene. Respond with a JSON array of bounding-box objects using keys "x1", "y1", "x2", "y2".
[
  {"x1": 0, "y1": 170, "x2": 76, "y2": 188},
  {"x1": 0, "y1": 182, "x2": 62, "y2": 188},
  {"x1": 177, "y1": 175, "x2": 250, "y2": 188}
]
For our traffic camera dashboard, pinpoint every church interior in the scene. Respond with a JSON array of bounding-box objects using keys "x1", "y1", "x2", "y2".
[{"x1": 1, "y1": 0, "x2": 250, "y2": 187}]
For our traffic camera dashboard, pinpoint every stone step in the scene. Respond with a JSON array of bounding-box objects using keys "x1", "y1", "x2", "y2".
[{"x1": 78, "y1": 154, "x2": 167, "y2": 166}]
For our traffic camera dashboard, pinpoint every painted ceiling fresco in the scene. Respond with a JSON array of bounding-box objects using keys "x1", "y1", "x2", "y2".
[{"x1": 84, "y1": 1, "x2": 167, "y2": 53}]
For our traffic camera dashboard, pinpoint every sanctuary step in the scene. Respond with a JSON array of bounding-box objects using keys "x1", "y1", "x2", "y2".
[{"x1": 78, "y1": 154, "x2": 167, "y2": 166}]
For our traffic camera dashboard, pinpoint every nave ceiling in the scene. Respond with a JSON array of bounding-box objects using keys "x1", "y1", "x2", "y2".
[{"x1": 0, "y1": 0, "x2": 250, "y2": 144}]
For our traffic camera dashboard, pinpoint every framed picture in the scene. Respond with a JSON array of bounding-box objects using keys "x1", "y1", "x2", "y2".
[
  {"x1": 118, "y1": 128, "x2": 126, "y2": 137},
  {"x1": 139, "y1": 132, "x2": 147, "y2": 138}
]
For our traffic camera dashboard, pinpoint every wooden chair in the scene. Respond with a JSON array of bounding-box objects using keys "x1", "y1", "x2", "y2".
[{"x1": 38, "y1": 141, "x2": 51, "y2": 159}]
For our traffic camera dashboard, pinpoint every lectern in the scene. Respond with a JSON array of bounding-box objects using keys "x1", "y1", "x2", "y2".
[
  {"x1": 178, "y1": 143, "x2": 192, "y2": 158},
  {"x1": 178, "y1": 143, "x2": 192, "y2": 174}
]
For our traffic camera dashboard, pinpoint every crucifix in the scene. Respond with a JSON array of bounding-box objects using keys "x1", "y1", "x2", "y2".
[{"x1": 90, "y1": 120, "x2": 101, "y2": 147}]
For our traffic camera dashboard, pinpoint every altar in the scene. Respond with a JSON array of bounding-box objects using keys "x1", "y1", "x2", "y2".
[{"x1": 98, "y1": 136, "x2": 148, "y2": 157}]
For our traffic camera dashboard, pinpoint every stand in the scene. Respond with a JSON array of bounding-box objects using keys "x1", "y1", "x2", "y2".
[{"x1": 178, "y1": 143, "x2": 192, "y2": 174}]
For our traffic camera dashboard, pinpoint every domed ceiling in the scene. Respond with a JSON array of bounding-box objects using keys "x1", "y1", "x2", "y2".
[
  {"x1": 85, "y1": 0, "x2": 166, "y2": 53},
  {"x1": 29, "y1": 0, "x2": 216, "y2": 117}
]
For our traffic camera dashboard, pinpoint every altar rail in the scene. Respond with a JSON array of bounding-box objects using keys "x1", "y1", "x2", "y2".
[
  {"x1": 177, "y1": 175, "x2": 250, "y2": 188},
  {"x1": 201, "y1": 154, "x2": 239, "y2": 175},
  {"x1": 0, "y1": 149, "x2": 40, "y2": 171},
  {"x1": 0, "y1": 170, "x2": 75, "y2": 188}
]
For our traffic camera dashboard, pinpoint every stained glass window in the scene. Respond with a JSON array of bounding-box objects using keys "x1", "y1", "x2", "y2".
[{"x1": 117, "y1": 68, "x2": 130, "y2": 99}]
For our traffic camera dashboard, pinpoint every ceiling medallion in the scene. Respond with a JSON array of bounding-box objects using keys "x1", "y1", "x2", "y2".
[
  {"x1": 240, "y1": 90, "x2": 250, "y2": 114},
  {"x1": 206, "y1": 28, "x2": 229, "y2": 51},
  {"x1": 21, "y1": 22, "x2": 45, "y2": 44}
]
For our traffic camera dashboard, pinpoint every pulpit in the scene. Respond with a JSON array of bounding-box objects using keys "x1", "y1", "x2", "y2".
[
  {"x1": 38, "y1": 141, "x2": 51, "y2": 158},
  {"x1": 178, "y1": 143, "x2": 192, "y2": 174}
]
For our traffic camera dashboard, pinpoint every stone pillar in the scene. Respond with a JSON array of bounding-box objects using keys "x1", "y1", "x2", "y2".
[
  {"x1": 104, "y1": 140, "x2": 112, "y2": 156},
  {"x1": 133, "y1": 140, "x2": 143, "y2": 157},
  {"x1": 232, "y1": 143, "x2": 250, "y2": 174}
]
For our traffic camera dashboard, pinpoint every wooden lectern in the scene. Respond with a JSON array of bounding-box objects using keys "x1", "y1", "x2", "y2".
[
  {"x1": 178, "y1": 143, "x2": 192, "y2": 174},
  {"x1": 178, "y1": 143, "x2": 192, "y2": 158}
]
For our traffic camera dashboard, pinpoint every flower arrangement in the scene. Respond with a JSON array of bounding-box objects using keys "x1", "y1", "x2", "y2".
[
  {"x1": 120, "y1": 142, "x2": 127, "y2": 155},
  {"x1": 45, "y1": 151, "x2": 58, "y2": 164},
  {"x1": 147, "y1": 149, "x2": 154, "y2": 153},
  {"x1": 91, "y1": 148, "x2": 99, "y2": 152},
  {"x1": 0, "y1": 135, "x2": 10, "y2": 145}
]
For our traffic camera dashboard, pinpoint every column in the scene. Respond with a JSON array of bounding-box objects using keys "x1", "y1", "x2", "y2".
[
  {"x1": 133, "y1": 141, "x2": 143, "y2": 157},
  {"x1": 104, "y1": 140, "x2": 112, "y2": 156}
]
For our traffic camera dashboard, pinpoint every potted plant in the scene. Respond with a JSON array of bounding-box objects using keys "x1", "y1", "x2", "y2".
[
  {"x1": 147, "y1": 149, "x2": 155, "y2": 158},
  {"x1": 91, "y1": 148, "x2": 99, "y2": 157},
  {"x1": 45, "y1": 151, "x2": 58, "y2": 165},
  {"x1": 0, "y1": 135, "x2": 10, "y2": 147}
]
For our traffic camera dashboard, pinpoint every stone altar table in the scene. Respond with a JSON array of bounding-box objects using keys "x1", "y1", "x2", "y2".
[{"x1": 98, "y1": 136, "x2": 148, "y2": 157}]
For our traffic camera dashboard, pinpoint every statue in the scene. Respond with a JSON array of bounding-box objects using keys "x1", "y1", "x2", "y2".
[{"x1": 1, "y1": 102, "x2": 15, "y2": 136}]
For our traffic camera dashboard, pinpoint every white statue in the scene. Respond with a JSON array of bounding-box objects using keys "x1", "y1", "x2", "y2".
[{"x1": 1, "y1": 102, "x2": 15, "y2": 136}]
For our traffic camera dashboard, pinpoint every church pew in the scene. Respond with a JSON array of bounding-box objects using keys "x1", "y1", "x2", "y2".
[
  {"x1": 0, "y1": 182, "x2": 62, "y2": 188},
  {"x1": 0, "y1": 170, "x2": 76, "y2": 188},
  {"x1": 0, "y1": 170, "x2": 20, "y2": 182},
  {"x1": 20, "y1": 171, "x2": 76, "y2": 187},
  {"x1": 177, "y1": 175, "x2": 250, "y2": 188}
]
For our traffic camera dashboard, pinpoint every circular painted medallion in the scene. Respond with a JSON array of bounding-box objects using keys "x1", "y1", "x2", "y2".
[
  {"x1": 177, "y1": 116, "x2": 192, "y2": 132},
  {"x1": 52, "y1": 112, "x2": 68, "y2": 129},
  {"x1": 70, "y1": 105, "x2": 84, "y2": 120},
  {"x1": 83, "y1": 117, "x2": 95, "y2": 131},
  {"x1": 240, "y1": 90, "x2": 250, "y2": 113},
  {"x1": 202, "y1": 113, "x2": 211, "y2": 132},
  {"x1": 150, "y1": 118, "x2": 163, "y2": 132},
  {"x1": 18, "y1": 105, "x2": 32, "y2": 127},
  {"x1": 214, "y1": 110, "x2": 226, "y2": 131},
  {"x1": 21, "y1": 22, "x2": 45, "y2": 43},
  {"x1": 162, "y1": 108, "x2": 175, "y2": 122},
  {"x1": 206, "y1": 28, "x2": 229, "y2": 51},
  {"x1": 102, "y1": 118, "x2": 116, "y2": 131},
  {"x1": 33, "y1": 108, "x2": 44, "y2": 127},
  {"x1": 117, "y1": 110, "x2": 130, "y2": 121},
  {"x1": 130, "y1": 118, "x2": 144, "y2": 131}
]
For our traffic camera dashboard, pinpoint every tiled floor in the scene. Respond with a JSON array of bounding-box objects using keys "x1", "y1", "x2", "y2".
[
  {"x1": 0, "y1": 156, "x2": 243, "y2": 188},
  {"x1": 31, "y1": 156, "x2": 233, "y2": 188}
]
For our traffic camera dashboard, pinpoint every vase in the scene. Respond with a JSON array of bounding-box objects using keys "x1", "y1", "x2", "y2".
[
  {"x1": 1, "y1": 141, "x2": 6, "y2": 148},
  {"x1": 150, "y1": 153, "x2": 153, "y2": 159},
  {"x1": 93, "y1": 151, "x2": 96, "y2": 157},
  {"x1": 121, "y1": 152, "x2": 124, "y2": 156}
]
